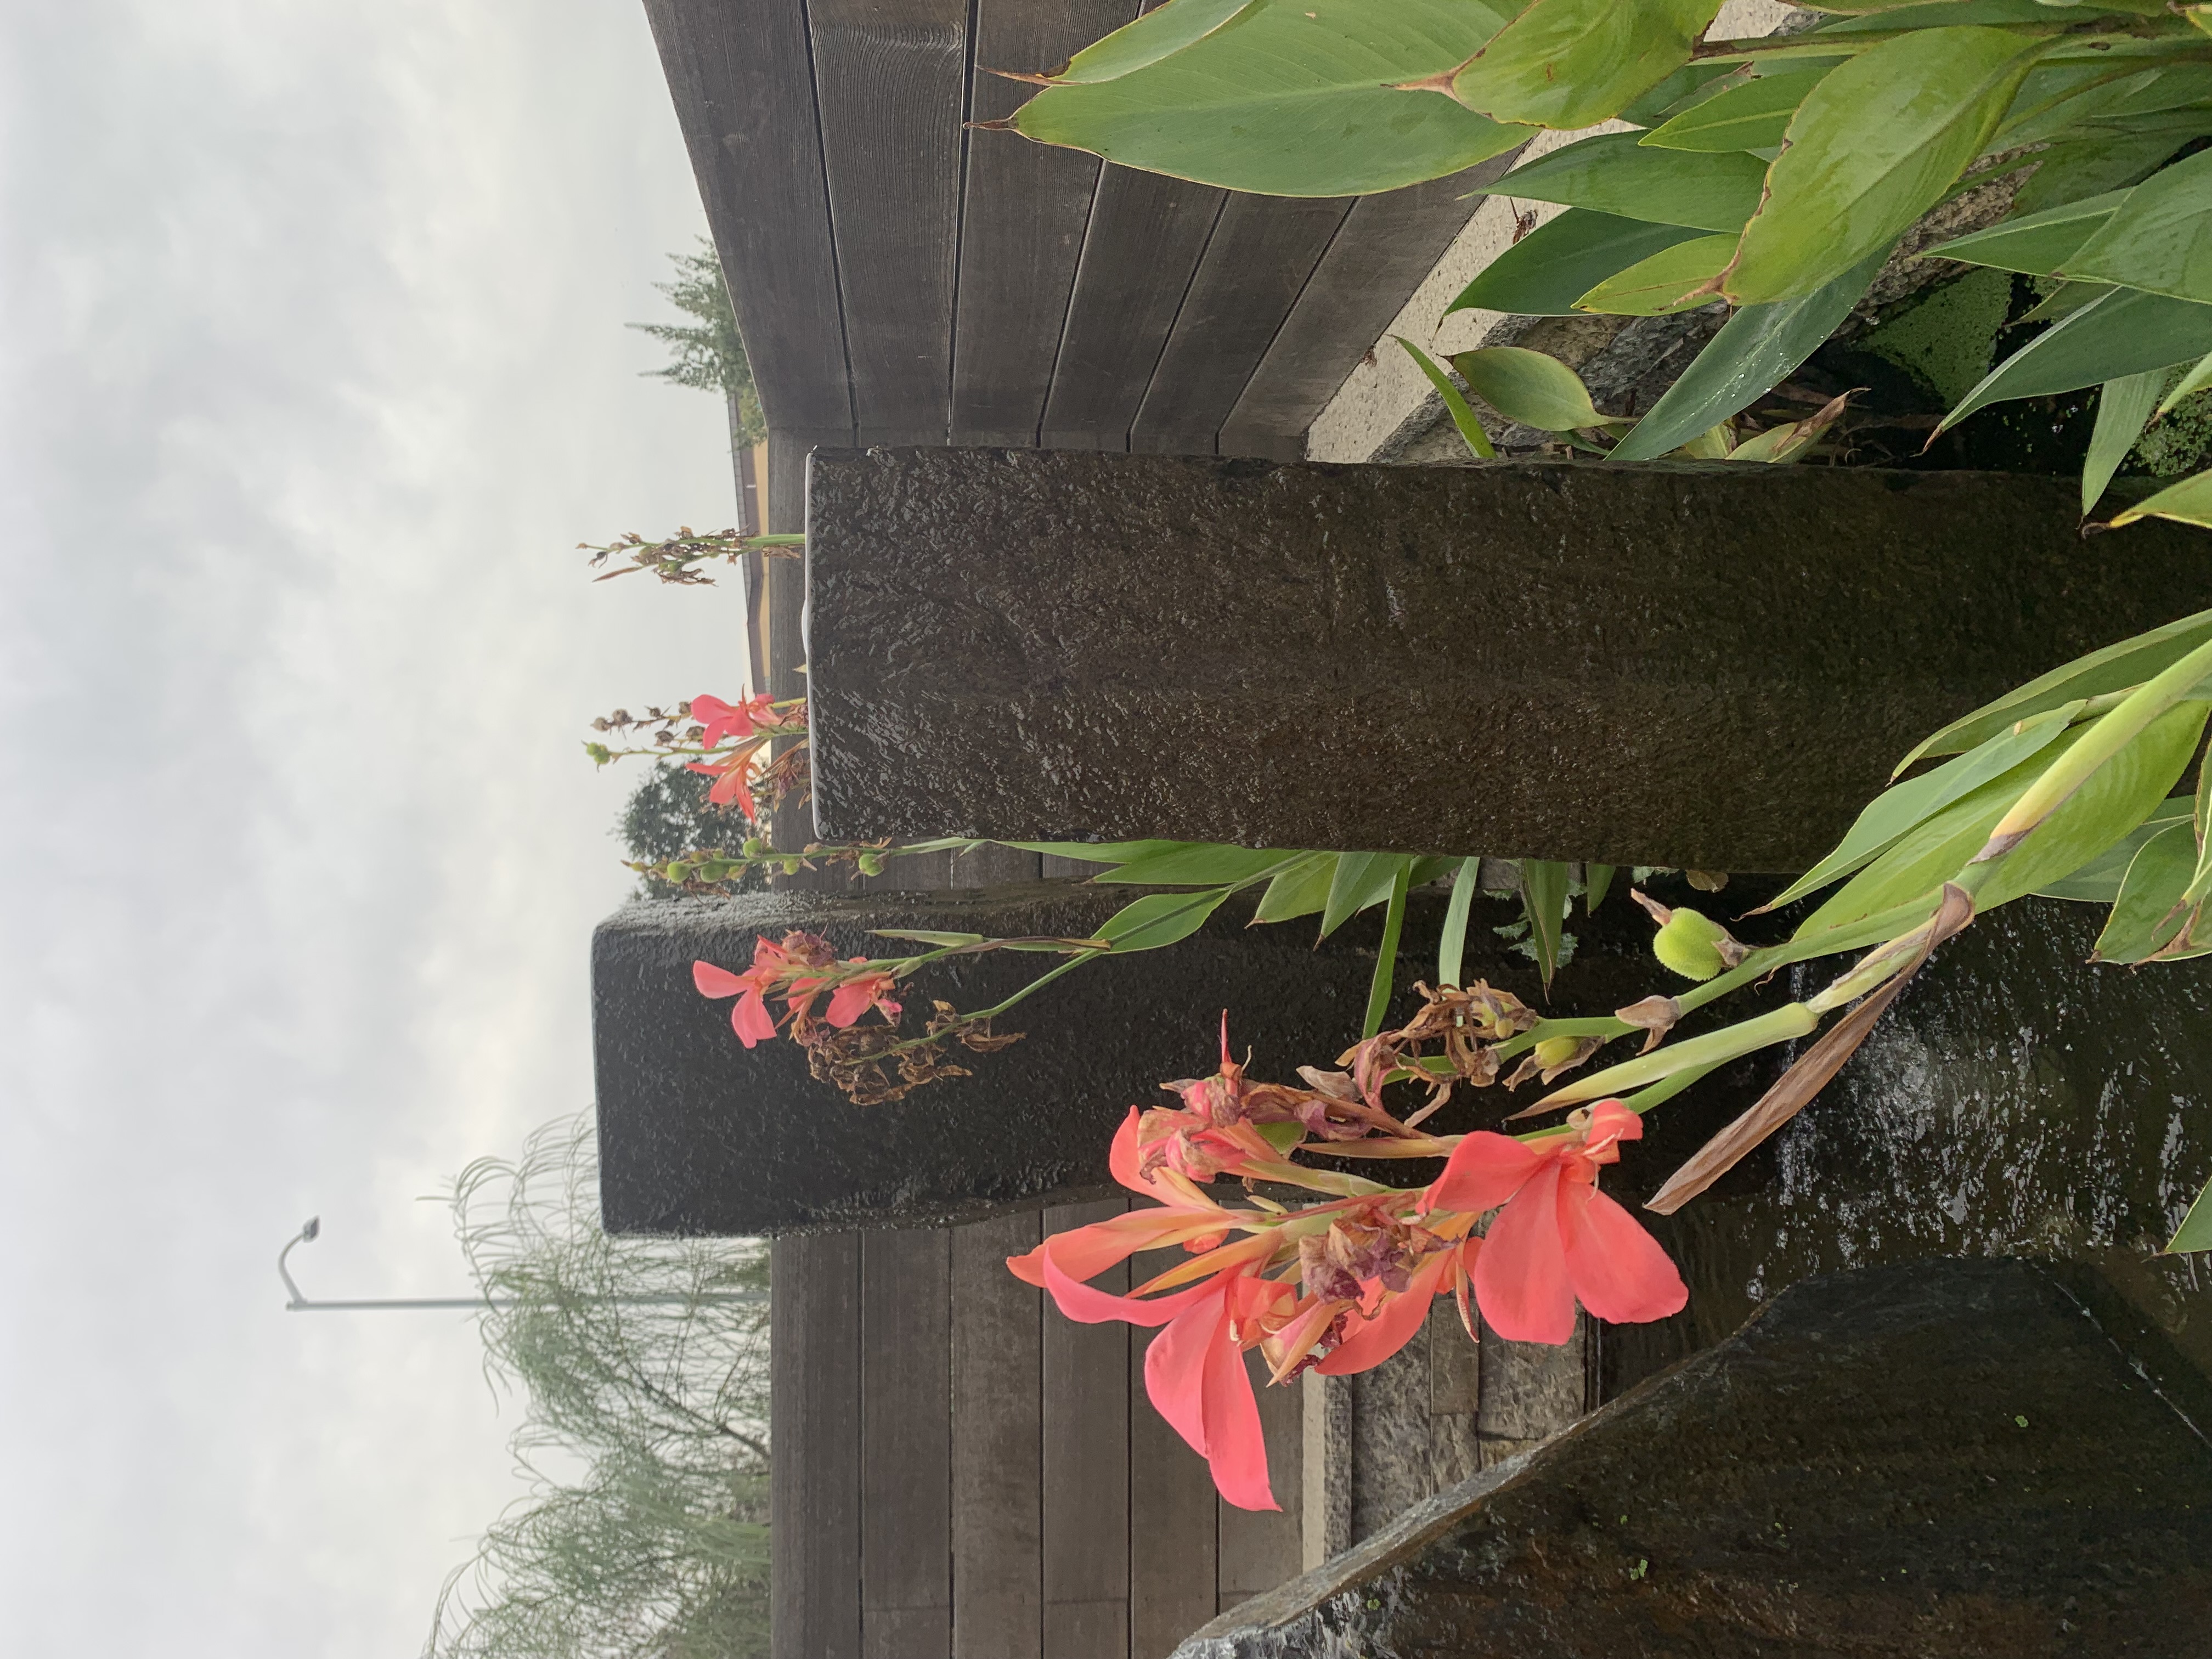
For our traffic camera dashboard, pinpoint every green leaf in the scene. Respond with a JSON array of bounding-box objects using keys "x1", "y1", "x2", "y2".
[
  {"x1": 1321, "y1": 852, "x2": 1410, "y2": 939},
  {"x1": 2033, "y1": 795, "x2": 2192, "y2": 900},
  {"x1": 1620, "y1": 60, "x2": 1755, "y2": 127},
  {"x1": 1769, "y1": 707, "x2": 2077, "y2": 907},
  {"x1": 2082, "y1": 369, "x2": 2165, "y2": 513},
  {"x1": 1396, "y1": 337, "x2": 1499, "y2": 459},
  {"x1": 2059, "y1": 149, "x2": 2212, "y2": 305},
  {"x1": 1472, "y1": 131, "x2": 1768, "y2": 231},
  {"x1": 1449, "y1": 346, "x2": 1611, "y2": 430},
  {"x1": 1007, "y1": 838, "x2": 1185, "y2": 864},
  {"x1": 1937, "y1": 286, "x2": 2212, "y2": 433},
  {"x1": 1574, "y1": 234, "x2": 1736, "y2": 315},
  {"x1": 1640, "y1": 66, "x2": 1825, "y2": 152},
  {"x1": 1053, "y1": 0, "x2": 1260, "y2": 82},
  {"x1": 1004, "y1": 0, "x2": 1531, "y2": 197},
  {"x1": 1723, "y1": 27, "x2": 2047, "y2": 304},
  {"x1": 1897, "y1": 608, "x2": 2212, "y2": 769},
  {"x1": 1974, "y1": 700, "x2": 2212, "y2": 909},
  {"x1": 2169, "y1": 1173, "x2": 2212, "y2": 1254},
  {"x1": 1252, "y1": 853, "x2": 1336, "y2": 923},
  {"x1": 1438, "y1": 855, "x2": 1481, "y2": 987},
  {"x1": 2158, "y1": 347, "x2": 2212, "y2": 415},
  {"x1": 2013, "y1": 281, "x2": 2113, "y2": 327},
  {"x1": 2109, "y1": 466, "x2": 2212, "y2": 532},
  {"x1": 868, "y1": 929, "x2": 987, "y2": 946},
  {"x1": 1092, "y1": 844, "x2": 1298, "y2": 885},
  {"x1": 2089, "y1": 820, "x2": 2197, "y2": 962},
  {"x1": 1450, "y1": 0, "x2": 1722, "y2": 130},
  {"x1": 1920, "y1": 188, "x2": 2131, "y2": 275},
  {"x1": 1446, "y1": 210, "x2": 1709, "y2": 317},
  {"x1": 2012, "y1": 131, "x2": 2197, "y2": 217},
  {"x1": 1096, "y1": 888, "x2": 1232, "y2": 952},
  {"x1": 1608, "y1": 246, "x2": 1885, "y2": 460},
  {"x1": 1519, "y1": 857, "x2": 1571, "y2": 990},
  {"x1": 1584, "y1": 863, "x2": 1616, "y2": 912},
  {"x1": 1364, "y1": 861, "x2": 1414, "y2": 1037}
]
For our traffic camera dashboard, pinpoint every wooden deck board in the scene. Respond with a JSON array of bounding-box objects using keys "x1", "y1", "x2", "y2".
[
  {"x1": 952, "y1": 1211, "x2": 1046, "y2": 1659},
  {"x1": 862, "y1": 1229, "x2": 952, "y2": 1659},
  {"x1": 1216, "y1": 1352, "x2": 1303, "y2": 1614},
  {"x1": 1042, "y1": 1198, "x2": 1130, "y2": 1659},
  {"x1": 1128, "y1": 1307, "x2": 1220, "y2": 1659},
  {"x1": 771, "y1": 1232, "x2": 864, "y2": 1659}
]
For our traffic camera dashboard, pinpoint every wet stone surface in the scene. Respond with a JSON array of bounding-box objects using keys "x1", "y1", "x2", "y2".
[{"x1": 1178, "y1": 1256, "x2": 2212, "y2": 1659}]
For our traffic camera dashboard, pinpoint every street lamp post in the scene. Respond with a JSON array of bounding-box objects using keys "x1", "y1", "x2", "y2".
[{"x1": 276, "y1": 1217, "x2": 767, "y2": 1312}]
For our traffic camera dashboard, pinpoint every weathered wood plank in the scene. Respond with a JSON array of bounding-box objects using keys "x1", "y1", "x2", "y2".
[
  {"x1": 1218, "y1": 156, "x2": 1522, "y2": 456},
  {"x1": 952, "y1": 1211, "x2": 1045, "y2": 1659},
  {"x1": 1129, "y1": 193, "x2": 1353, "y2": 456},
  {"x1": 952, "y1": 3, "x2": 1138, "y2": 447},
  {"x1": 808, "y1": 0, "x2": 968, "y2": 436},
  {"x1": 770, "y1": 1232, "x2": 864, "y2": 1659},
  {"x1": 1041, "y1": 1198, "x2": 1130, "y2": 1659},
  {"x1": 1129, "y1": 1311, "x2": 1218, "y2": 1658},
  {"x1": 862, "y1": 1229, "x2": 952, "y2": 1658},
  {"x1": 1038, "y1": 166, "x2": 1225, "y2": 450},
  {"x1": 1216, "y1": 1353, "x2": 1304, "y2": 1614},
  {"x1": 642, "y1": 0, "x2": 850, "y2": 433}
]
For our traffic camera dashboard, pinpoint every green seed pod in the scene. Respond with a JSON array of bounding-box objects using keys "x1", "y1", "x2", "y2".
[
  {"x1": 857, "y1": 852, "x2": 885, "y2": 877},
  {"x1": 742, "y1": 837, "x2": 766, "y2": 857},
  {"x1": 1533, "y1": 1035, "x2": 1583, "y2": 1069},
  {"x1": 1652, "y1": 907, "x2": 1728, "y2": 981}
]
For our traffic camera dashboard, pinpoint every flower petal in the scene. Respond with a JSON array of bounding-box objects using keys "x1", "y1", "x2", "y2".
[
  {"x1": 731, "y1": 989, "x2": 778, "y2": 1048},
  {"x1": 1424, "y1": 1130, "x2": 1548, "y2": 1216},
  {"x1": 1200, "y1": 1326, "x2": 1278, "y2": 1511},
  {"x1": 1143, "y1": 1285, "x2": 1232, "y2": 1463},
  {"x1": 1312, "y1": 1248, "x2": 1452, "y2": 1376},
  {"x1": 1032, "y1": 1237, "x2": 1222, "y2": 1328},
  {"x1": 825, "y1": 980, "x2": 874, "y2": 1028},
  {"x1": 1007, "y1": 1209, "x2": 1227, "y2": 1289},
  {"x1": 1559, "y1": 1180, "x2": 1688, "y2": 1326},
  {"x1": 692, "y1": 961, "x2": 747, "y2": 999},
  {"x1": 1473, "y1": 1164, "x2": 1578, "y2": 1344}
]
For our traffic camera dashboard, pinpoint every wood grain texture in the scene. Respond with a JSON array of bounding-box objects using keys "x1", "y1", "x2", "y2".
[
  {"x1": 863, "y1": 1229, "x2": 952, "y2": 1658},
  {"x1": 1130, "y1": 193, "x2": 1354, "y2": 456},
  {"x1": 1039, "y1": 166, "x2": 1225, "y2": 450},
  {"x1": 771, "y1": 1232, "x2": 864, "y2": 1659},
  {"x1": 952, "y1": 1211, "x2": 1045, "y2": 1659},
  {"x1": 809, "y1": 0, "x2": 969, "y2": 436},
  {"x1": 1129, "y1": 1319, "x2": 1218, "y2": 1658},
  {"x1": 1216, "y1": 1352, "x2": 1304, "y2": 1613},
  {"x1": 1042, "y1": 1198, "x2": 1130, "y2": 1659},
  {"x1": 642, "y1": 0, "x2": 850, "y2": 432},
  {"x1": 952, "y1": 1, "x2": 1138, "y2": 447},
  {"x1": 1218, "y1": 155, "x2": 1525, "y2": 456}
]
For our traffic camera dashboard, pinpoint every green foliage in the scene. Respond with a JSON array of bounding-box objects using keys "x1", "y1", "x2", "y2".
[
  {"x1": 631, "y1": 240, "x2": 765, "y2": 445},
  {"x1": 618, "y1": 760, "x2": 761, "y2": 896},
  {"x1": 426, "y1": 1117, "x2": 771, "y2": 1659}
]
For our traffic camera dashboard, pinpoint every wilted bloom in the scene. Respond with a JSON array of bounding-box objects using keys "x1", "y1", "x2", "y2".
[{"x1": 1423, "y1": 1099, "x2": 1686, "y2": 1344}]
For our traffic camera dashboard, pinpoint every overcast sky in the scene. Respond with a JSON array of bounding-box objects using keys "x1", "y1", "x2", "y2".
[{"x1": 0, "y1": 3, "x2": 751, "y2": 1650}]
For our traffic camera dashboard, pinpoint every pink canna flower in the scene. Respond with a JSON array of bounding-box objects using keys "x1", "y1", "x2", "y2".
[
  {"x1": 687, "y1": 691, "x2": 777, "y2": 749},
  {"x1": 692, "y1": 938, "x2": 794, "y2": 1047},
  {"x1": 1422, "y1": 1099, "x2": 1686, "y2": 1344},
  {"x1": 822, "y1": 968, "x2": 901, "y2": 1029},
  {"x1": 686, "y1": 743, "x2": 765, "y2": 819}
]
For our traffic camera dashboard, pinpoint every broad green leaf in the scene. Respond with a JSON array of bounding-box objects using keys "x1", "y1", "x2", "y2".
[
  {"x1": 1974, "y1": 700, "x2": 2212, "y2": 907},
  {"x1": 1396, "y1": 337, "x2": 1499, "y2": 459},
  {"x1": 1096, "y1": 888, "x2": 1232, "y2": 952},
  {"x1": 2060, "y1": 149, "x2": 2212, "y2": 305},
  {"x1": 1723, "y1": 27, "x2": 2047, "y2": 303},
  {"x1": 1640, "y1": 67, "x2": 1825, "y2": 153},
  {"x1": 1992, "y1": 61, "x2": 2160, "y2": 151},
  {"x1": 1769, "y1": 707, "x2": 2076, "y2": 907},
  {"x1": 2033, "y1": 795, "x2": 2192, "y2": 900},
  {"x1": 1411, "y1": 855, "x2": 1466, "y2": 887},
  {"x1": 2082, "y1": 369, "x2": 2164, "y2": 513},
  {"x1": 869, "y1": 928, "x2": 987, "y2": 946},
  {"x1": 1321, "y1": 851, "x2": 1409, "y2": 939},
  {"x1": 1008, "y1": 838, "x2": 1185, "y2": 864},
  {"x1": 1584, "y1": 863, "x2": 1616, "y2": 912},
  {"x1": 2159, "y1": 347, "x2": 2212, "y2": 415},
  {"x1": 2012, "y1": 280, "x2": 2112, "y2": 327},
  {"x1": 1519, "y1": 858, "x2": 1572, "y2": 990},
  {"x1": 1449, "y1": 346, "x2": 1610, "y2": 430},
  {"x1": 1053, "y1": 0, "x2": 1260, "y2": 83},
  {"x1": 2089, "y1": 820, "x2": 2196, "y2": 962},
  {"x1": 1437, "y1": 855, "x2": 1481, "y2": 987},
  {"x1": 1920, "y1": 188, "x2": 2131, "y2": 275},
  {"x1": 1003, "y1": 0, "x2": 1531, "y2": 197},
  {"x1": 1364, "y1": 862, "x2": 1414, "y2": 1036},
  {"x1": 1937, "y1": 286, "x2": 2212, "y2": 433},
  {"x1": 1620, "y1": 60, "x2": 1754, "y2": 127},
  {"x1": 2109, "y1": 467, "x2": 2212, "y2": 532},
  {"x1": 1093, "y1": 843, "x2": 1297, "y2": 885},
  {"x1": 1446, "y1": 210, "x2": 1708, "y2": 316},
  {"x1": 1252, "y1": 853, "x2": 1336, "y2": 923},
  {"x1": 2098, "y1": 60, "x2": 2212, "y2": 119},
  {"x1": 2168, "y1": 1174, "x2": 2212, "y2": 1254},
  {"x1": 1897, "y1": 608, "x2": 2212, "y2": 768},
  {"x1": 1807, "y1": 0, "x2": 2152, "y2": 27},
  {"x1": 1450, "y1": 0, "x2": 1722, "y2": 130},
  {"x1": 1609, "y1": 246, "x2": 1884, "y2": 459},
  {"x1": 1472, "y1": 132, "x2": 1768, "y2": 232},
  {"x1": 2012, "y1": 131, "x2": 2196, "y2": 216},
  {"x1": 1575, "y1": 234, "x2": 1735, "y2": 314}
]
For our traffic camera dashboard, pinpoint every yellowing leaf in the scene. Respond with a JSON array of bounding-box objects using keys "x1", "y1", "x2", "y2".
[{"x1": 2109, "y1": 467, "x2": 2212, "y2": 532}]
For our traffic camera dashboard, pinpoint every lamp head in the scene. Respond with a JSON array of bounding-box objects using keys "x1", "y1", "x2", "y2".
[{"x1": 300, "y1": 1216, "x2": 321, "y2": 1242}]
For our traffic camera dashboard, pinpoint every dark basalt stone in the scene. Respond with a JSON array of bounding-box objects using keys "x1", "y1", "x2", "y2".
[
  {"x1": 803, "y1": 449, "x2": 2212, "y2": 872},
  {"x1": 1178, "y1": 1256, "x2": 2212, "y2": 1659}
]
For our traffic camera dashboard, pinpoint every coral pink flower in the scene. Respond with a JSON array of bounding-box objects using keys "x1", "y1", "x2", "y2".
[
  {"x1": 1423, "y1": 1099, "x2": 1685, "y2": 1344},
  {"x1": 691, "y1": 938, "x2": 792, "y2": 1047},
  {"x1": 822, "y1": 969, "x2": 901, "y2": 1029},
  {"x1": 686, "y1": 746, "x2": 763, "y2": 818},
  {"x1": 687, "y1": 691, "x2": 776, "y2": 749}
]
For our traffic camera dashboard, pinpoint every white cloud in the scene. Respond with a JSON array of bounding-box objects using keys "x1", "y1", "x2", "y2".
[{"x1": 0, "y1": 2, "x2": 753, "y2": 1650}]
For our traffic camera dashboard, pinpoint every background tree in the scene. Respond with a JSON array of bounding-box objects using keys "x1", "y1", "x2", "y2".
[
  {"x1": 618, "y1": 759, "x2": 763, "y2": 898},
  {"x1": 631, "y1": 240, "x2": 765, "y2": 447},
  {"x1": 424, "y1": 1115, "x2": 771, "y2": 1659}
]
